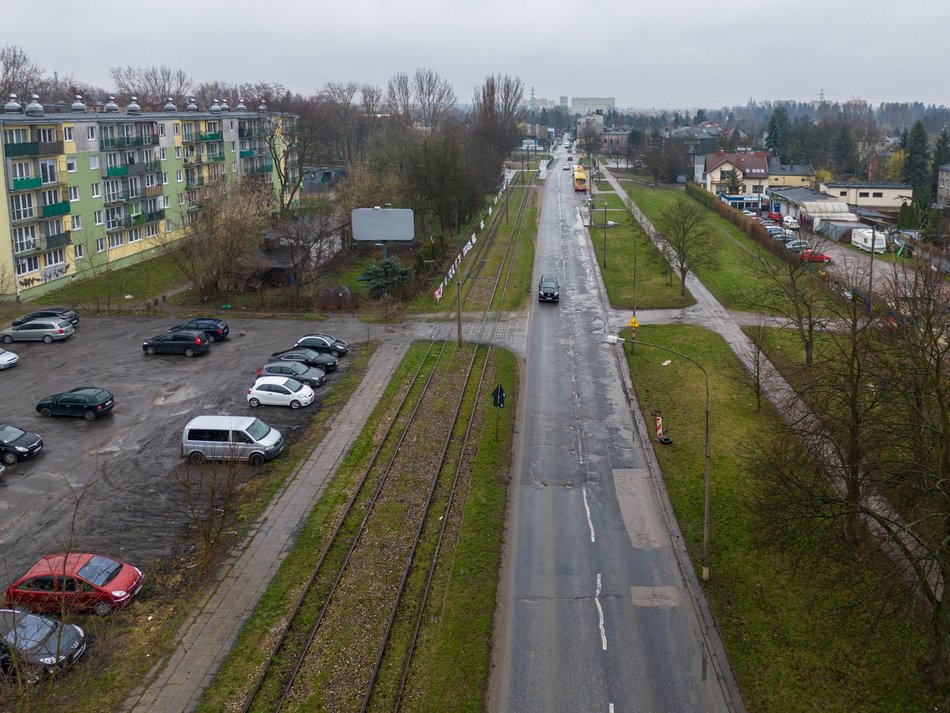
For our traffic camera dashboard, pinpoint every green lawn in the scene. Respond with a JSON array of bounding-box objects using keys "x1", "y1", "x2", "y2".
[
  {"x1": 622, "y1": 185, "x2": 783, "y2": 309},
  {"x1": 624, "y1": 324, "x2": 934, "y2": 712}
]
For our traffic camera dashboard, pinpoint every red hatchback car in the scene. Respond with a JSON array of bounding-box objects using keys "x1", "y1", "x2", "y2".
[{"x1": 5, "y1": 553, "x2": 143, "y2": 616}]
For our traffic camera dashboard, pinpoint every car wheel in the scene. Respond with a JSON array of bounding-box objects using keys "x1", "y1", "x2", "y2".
[
  {"x1": 40, "y1": 408, "x2": 52, "y2": 418},
  {"x1": 84, "y1": 410, "x2": 96, "y2": 421},
  {"x1": 248, "y1": 453, "x2": 265, "y2": 466},
  {"x1": 184, "y1": 347, "x2": 196, "y2": 357},
  {"x1": 0, "y1": 335, "x2": 12, "y2": 344},
  {"x1": 188, "y1": 451, "x2": 206, "y2": 465},
  {"x1": 1, "y1": 451, "x2": 17, "y2": 465},
  {"x1": 42, "y1": 335, "x2": 54, "y2": 344},
  {"x1": 92, "y1": 601, "x2": 112, "y2": 616},
  {"x1": 290, "y1": 400, "x2": 301, "y2": 409},
  {"x1": 249, "y1": 397, "x2": 261, "y2": 407},
  {"x1": 146, "y1": 346, "x2": 156, "y2": 355}
]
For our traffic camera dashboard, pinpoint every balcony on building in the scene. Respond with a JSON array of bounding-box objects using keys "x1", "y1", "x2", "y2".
[
  {"x1": 198, "y1": 131, "x2": 222, "y2": 142},
  {"x1": 104, "y1": 190, "x2": 132, "y2": 206},
  {"x1": 239, "y1": 149, "x2": 256, "y2": 158},
  {"x1": 42, "y1": 229, "x2": 72, "y2": 250},
  {"x1": 106, "y1": 165, "x2": 129, "y2": 177},
  {"x1": 11, "y1": 176, "x2": 42, "y2": 191},
  {"x1": 41, "y1": 201, "x2": 71, "y2": 218},
  {"x1": 105, "y1": 216, "x2": 132, "y2": 233},
  {"x1": 3, "y1": 140, "x2": 65, "y2": 158},
  {"x1": 144, "y1": 185, "x2": 164, "y2": 198},
  {"x1": 186, "y1": 176, "x2": 206, "y2": 190},
  {"x1": 100, "y1": 135, "x2": 159, "y2": 149},
  {"x1": 145, "y1": 208, "x2": 166, "y2": 223}
]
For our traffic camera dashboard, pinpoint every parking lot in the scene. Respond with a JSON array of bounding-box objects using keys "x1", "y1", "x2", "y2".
[{"x1": 0, "y1": 313, "x2": 362, "y2": 584}]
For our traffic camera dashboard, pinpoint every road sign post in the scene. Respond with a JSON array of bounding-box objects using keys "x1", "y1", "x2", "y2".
[{"x1": 492, "y1": 384, "x2": 506, "y2": 440}]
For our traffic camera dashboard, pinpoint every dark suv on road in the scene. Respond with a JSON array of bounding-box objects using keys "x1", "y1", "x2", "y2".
[
  {"x1": 171, "y1": 317, "x2": 229, "y2": 342},
  {"x1": 538, "y1": 275, "x2": 560, "y2": 303},
  {"x1": 12, "y1": 307, "x2": 80, "y2": 327}
]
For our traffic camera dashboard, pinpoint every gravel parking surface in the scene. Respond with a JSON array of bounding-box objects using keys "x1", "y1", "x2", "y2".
[{"x1": 0, "y1": 314, "x2": 360, "y2": 585}]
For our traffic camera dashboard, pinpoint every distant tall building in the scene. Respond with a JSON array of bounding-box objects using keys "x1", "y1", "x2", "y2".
[
  {"x1": 559, "y1": 96, "x2": 568, "y2": 108},
  {"x1": 528, "y1": 97, "x2": 556, "y2": 111},
  {"x1": 570, "y1": 97, "x2": 616, "y2": 115}
]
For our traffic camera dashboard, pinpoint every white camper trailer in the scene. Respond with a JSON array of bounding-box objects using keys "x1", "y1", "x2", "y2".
[{"x1": 851, "y1": 228, "x2": 887, "y2": 254}]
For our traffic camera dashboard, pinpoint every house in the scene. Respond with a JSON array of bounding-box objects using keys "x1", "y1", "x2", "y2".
[
  {"x1": 937, "y1": 162, "x2": 950, "y2": 208},
  {"x1": 702, "y1": 150, "x2": 769, "y2": 209},
  {"x1": 819, "y1": 181, "x2": 911, "y2": 211},
  {"x1": 766, "y1": 157, "x2": 814, "y2": 188}
]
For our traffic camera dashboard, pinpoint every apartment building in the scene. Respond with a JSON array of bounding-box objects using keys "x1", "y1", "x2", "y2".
[{"x1": 0, "y1": 94, "x2": 297, "y2": 300}]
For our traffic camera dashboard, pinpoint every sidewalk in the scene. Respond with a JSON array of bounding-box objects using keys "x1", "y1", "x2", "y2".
[{"x1": 124, "y1": 340, "x2": 409, "y2": 712}]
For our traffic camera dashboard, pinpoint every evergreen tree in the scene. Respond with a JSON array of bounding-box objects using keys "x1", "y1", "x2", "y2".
[
  {"x1": 765, "y1": 106, "x2": 790, "y2": 157},
  {"x1": 902, "y1": 120, "x2": 931, "y2": 208},
  {"x1": 831, "y1": 123, "x2": 858, "y2": 176}
]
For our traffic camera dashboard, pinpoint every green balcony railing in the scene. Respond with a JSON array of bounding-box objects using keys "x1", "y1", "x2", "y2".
[
  {"x1": 5, "y1": 142, "x2": 39, "y2": 158},
  {"x1": 42, "y1": 201, "x2": 71, "y2": 218},
  {"x1": 209, "y1": 154, "x2": 225, "y2": 162},
  {"x1": 101, "y1": 135, "x2": 159, "y2": 149},
  {"x1": 239, "y1": 149, "x2": 256, "y2": 158},
  {"x1": 198, "y1": 132, "x2": 222, "y2": 142},
  {"x1": 12, "y1": 176, "x2": 42, "y2": 191},
  {"x1": 146, "y1": 209, "x2": 166, "y2": 223},
  {"x1": 44, "y1": 230, "x2": 71, "y2": 250},
  {"x1": 107, "y1": 165, "x2": 129, "y2": 177}
]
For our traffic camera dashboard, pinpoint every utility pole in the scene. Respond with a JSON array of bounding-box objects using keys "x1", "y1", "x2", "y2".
[{"x1": 455, "y1": 269, "x2": 463, "y2": 347}]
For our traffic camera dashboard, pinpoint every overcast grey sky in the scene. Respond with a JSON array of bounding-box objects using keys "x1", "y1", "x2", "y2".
[{"x1": 11, "y1": 0, "x2": 950, "y2": 109}]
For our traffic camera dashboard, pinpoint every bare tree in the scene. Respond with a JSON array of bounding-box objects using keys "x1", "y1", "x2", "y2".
[
  {"x1": 656, "y1": 196, "x2": 718, "y2": 297},
  {"x1": 158, "y1": 182, "x2": 270, "y2": 302},
  {"x1": 732, "y1": 321, "x2": 771, "y2": 410},
  {"x1": 109, "y1": 65, "x2": 192, "y2": 109},
  {"x1": 321, "y1": 81, "x2": 360, "y2": 164},
  {"x1": 472, "y1": 74, "x2": 525, "y2": 157},
  {"x1": 272, "y1": 199, "x2": 343, "y2": 296},
  {"x1": 260, "y1": 109, "x2": 307, "y2": 217},
  {"x1": 0, "y1": 44, "x2": 43, "y2": 100},
  {"x1": 172, "y1": 460, "x2": 243, "y2": 563},
  {"x1": 385, "y1": 71, "x2": 414, "y2": 126},
  {"x1": 413, "y1": 68, "x2": 456, "y2": 132}
]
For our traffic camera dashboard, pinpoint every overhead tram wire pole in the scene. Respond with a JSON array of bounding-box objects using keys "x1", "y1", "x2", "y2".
[
  {"x1": 603, "y1": 201, "x2": 608, "y2": 269},
  {"x1": 605, "y1": 334, "x2": 713, "y2": 582}
]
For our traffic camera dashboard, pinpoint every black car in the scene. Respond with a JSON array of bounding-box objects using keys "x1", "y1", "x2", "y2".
[
  {"x1": 0, "y1": 423, "x2": 43, "y2": 465},
  {"x1": 270, "y1": 348, "x2": 338, "y2": 372},
  {"x1": 0, "y1": 609, "x2": 87, "y2": 681},
  {"x1": 143, "y1": 330, "x2": 210, "y2": 357},
  {"x1": 257, "y1": 361, "x2": 326, "y2": 388},
  {"x1": 36, "y1": 388, "x2": 115, "y2": 421},
  {"x1": 294, "y1": 334, "x2": 349, "y2": 357},
  {"x1": 538, "y1": 275, "x2": 560, "y2": 302},
  {"x1": 12, "y1": 307, "x2": 80, "y2": 327},
  {"x1": 171, "y1": 317, "x2": 229, "y2": 342}
]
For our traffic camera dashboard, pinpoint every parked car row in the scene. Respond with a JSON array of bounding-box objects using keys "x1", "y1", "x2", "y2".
[
  {"x1": 244, "y1": 333, "x2": 348, "y2": 411},
  {"x1": 142, "y1": 317, "x2": 230, "y2": 358}
]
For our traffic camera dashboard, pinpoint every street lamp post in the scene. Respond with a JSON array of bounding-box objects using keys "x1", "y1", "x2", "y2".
[
  {"x1": 606, "y1": 334, "x2": 712, "y2": 581},
  {"x1": 603, "y1": 202, "x2": 608, "y2": 269},
  {"x1": 455, "y1": 269, "x2": 463, "y2": 347}
]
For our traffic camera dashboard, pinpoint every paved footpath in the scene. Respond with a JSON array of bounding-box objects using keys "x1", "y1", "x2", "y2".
[{"x1": 124, "y1": 340, "x2": 409, "y2": 713}]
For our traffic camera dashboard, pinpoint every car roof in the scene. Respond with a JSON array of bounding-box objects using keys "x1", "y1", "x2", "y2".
[
  {"x1": 262, "y1": 361, "x2": 306, "y2": 369},
  {"x1": 185, "y1": 415, "x2": 260, "y2": 430},
  {"x1": 67, "y1": 387, "x2": 110, "y2": 396},
  {"x1": 253, "y1": 375, "x2": 296, "y2": 386},
  {"x1": 20, "y1": 552, "x2": 97, "y2": 578},
  {"x1": 157, "y1": 329, "x2": 205, "y2": 337}
]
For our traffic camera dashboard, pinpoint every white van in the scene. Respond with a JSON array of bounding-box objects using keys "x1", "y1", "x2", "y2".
[{"x1": 181, "y1": 415, "x2": 284, "y2": 466}]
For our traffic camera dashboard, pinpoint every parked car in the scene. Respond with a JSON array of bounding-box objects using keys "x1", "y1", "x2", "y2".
[
  {"x1": 170, "y1": 317, "x2": 229, "y2": 342},
  {"x1": 562, "y1": 163, "x2": 571, "y2": 171},
  {"x1": 766, "y1": 227, "x2": 786, "y2": 240},
  {"x1": 0, "y1": 609, "x2": 87, "y2": 680},
  {"x1": 767, "y1": 211, "x2": 783, "y2": 222},
  {"x1": 142, "y1": 330, "x2": 210, "y2": 357},
  {"x1": 0, "y1": 319, "x2": 74, "y2": 344},
  {"x1": 0, "y1": 423, "x2": 43, "y2": 464},
  {"x1": 293, "y1": 334, "x2": 349, "y2": 357},
  {"x1": 801, "y1": 249, "x2": 832, "y2": 263},
  {"x1": 785, "y1": 238, "x2": 810, "y2": 253},
  {"x1": 782, "y1": 215, "x2": 799, "y2": 229},
  {"x1": 538, "y1": 275, "x2": 560, "y2": 302},
  {"x1": 741, "y1": 210, "x2": 756, "y2": 217},
  {"x1": 270, "y1": 348, "x2": 338, "y2": 372},
  {"x1": 12, "y1": 307, "x2": 79, "y2": 327},
  {"x1": 181, "y1": 415, "x2": 283, "y2": 465},
  {"x1": 0, "y1": 348, "x2": 18, "y2": 369},
  {"x1": 36, "y1": 388, "x2": 114, "y2": 421},
  {"x1": 257, "y1": 361, "x2": 326, "y2": 388},
  {"x1": 247, "y1": 376, "x2": 315, "y2": 409},
  {"x1": 5, "y1": 553, "x2": 143, "y2": 616}
]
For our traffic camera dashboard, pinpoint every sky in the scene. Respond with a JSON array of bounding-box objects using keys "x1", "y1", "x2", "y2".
[{"x1": 9, "y1": 0, "x2": 950, "y2": 110}]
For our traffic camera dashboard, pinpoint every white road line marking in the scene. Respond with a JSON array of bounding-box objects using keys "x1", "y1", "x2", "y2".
[
  {"x1": 582, "y1": 486, "x2": 595, "y2": 542},
  {"x1": 595, "y1": 573, "x2": 607, "y2": 650},
  {"x1": 609, "y1": 705, "x2": 615, "y2": 713}
]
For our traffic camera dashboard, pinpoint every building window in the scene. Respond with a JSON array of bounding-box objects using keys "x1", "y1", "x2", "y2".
[
  {"x1": 859, "y1": 191, "x2": 869, "y2": 198},
  {"x1": 176, "y1": 170, "x2": 183, "y2": 182},
  {"x1": 91, "y1": 182, "x2": 101, "y2": 198},
  {"x1": 129, "y1": 227, "x2": 142, "y2": 243},
  {"x1": 872, "y1": 191, "x2": 883, "y2": 198},
  {"x1": 41, "y1": 189, "x2": 59, "y2": 207},
  {"x1": 162, "y1": 172, "x2": 169, "y2": 185},
  {"x1": 66, "y1": 156, "x2": 77, "y2": 172},
  {"x1": 94, "y1": 210, "x2": 103, "y2": 225},
  {"x1": 10, "y1": 193, "x2": 35, "y2": 221},
  {"x1": 75, "y1": 243, "x2": 85, "y2": 259},
  {"x1": 231, "y1": 141, "x2": 236, "y2": 152},
  {"x1": 109, "y1": 233, "x2": 123, "y2": 249},
  {"x1": 64, "y1": 126, "x2": 74, "y2": 141},
  {"x1": 69, "y1": 186, "x2": 80, "y2": 201},
  {"x1": 13, "y1": 225, "x2": 37, "y2": 253},
  {"x1": 40, "y1": 161, "x2": 58, "y2": 184},
  {"x1": 146, "y1": 222, "x2": 158, "y2": 238},
  {"x1": 839, "y1": 190, "x2": 847, "y2": 196},
  {"x1": 96, "y1": 238, "x2": 105, "y2": 252},
  {"x1": 72, "y1": 215, "x2": 82, "y2": 230},
  {"x1": 44, "y1": 248, "x2": 65, "y2": 267},
  {"x1": 160, "y1": 148, "x2": 166, "y2": 160},
  {"x1": 11, "y1": 162, "x2": 30, "y2": 179},
  {"x1": 174, "y1": 146, "x2": 182, "y2": 159},
  {"x1": 15, "y1": 255, "x2": 39, "y2": 276},
  {"x1": 87, "y1": 126, "x2": 97, "y2": 140},
  {"x1": 105, "y1": 206, "x2": 124, "y2": 230},
  {"x1": 89, "y1": 155, "x2": 99, "y2": 170},
  {"x1": 159, "y1": 123, "x2": 166, "y2": 137},
  {"x1": 178, "y1": 192, "x2": 185, "y2": 205},
  {"x1": 37, "y1": 127, "x2": 55, "y2": 143},
  {"x1": 163, "y1": 195, "x2": 170, "y2": 209},
  {"x1": 174, "y1": 123, "x2": 180, "y2": 135}
]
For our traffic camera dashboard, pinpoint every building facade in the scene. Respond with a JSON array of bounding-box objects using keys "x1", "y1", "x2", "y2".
[
  {"x1": 0, "y1": 94, "x2": 297, "y2": 300},
  {"x1": 818, "y1": 181, "x2": 911, "y2": 210},
  {"x1": 570, "y1": 97, "x2": 615, "y2": 115},
  {"x1": 936, "y1": 163, "x2": 950, "y2": 207}
]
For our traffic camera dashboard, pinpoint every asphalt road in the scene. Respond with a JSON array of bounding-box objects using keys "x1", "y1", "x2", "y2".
[
  {"x1": 491, "y1": 150, "x2": 733, "y2": 712},
  {"x1": 0, "y1": 314, "x2": 359, "y2": 586}
]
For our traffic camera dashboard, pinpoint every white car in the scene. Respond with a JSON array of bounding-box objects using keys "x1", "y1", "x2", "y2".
[
  {"x1": 0, "y1": 347, "x2": 18, "y2": 369},
  {"x1": 782, "y1": 215, "x2": 799, "y2": 229},
  {"x1": 247, "y1": 376, "x2": 315, "y2": 409}
]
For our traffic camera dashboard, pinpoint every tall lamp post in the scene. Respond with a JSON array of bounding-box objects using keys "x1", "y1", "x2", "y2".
[
  {"x1": 603, "y1": 202, "x2": 608, "y2": 269},
  {"x1": 606, "y1": 334, "x2": 712, "y2": 582}
]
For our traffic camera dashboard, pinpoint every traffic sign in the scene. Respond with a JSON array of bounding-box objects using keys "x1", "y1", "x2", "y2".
[
  {"x1": 628, "y1": 315, "x2": 639, "y2": 328},
  {"x1": 492, "y1": 384, "x2": 506, "y2": 409}
]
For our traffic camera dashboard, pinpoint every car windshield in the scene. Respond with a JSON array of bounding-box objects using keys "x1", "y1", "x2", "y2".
[
  {"x1": 247, "y1": 419, "x2": 271, "y2": 440},
  {"x1": 285, "y1": 378, "x2": 305, "y2": 393},
  {"x1": 77, "y1": 555, "x2": 122, "y2": 586},
  {"x1": 56, "y1": 320, "x2": 71, "y2": 328},
  {"x1": 0, "y1": 611, "x2": 55, "y2": 651},
  {"x1": 540, "y1": 279, "x2": 557, "y2": 289},
  {"x1": 287, "y1": 362, "x2": 307, "y2": 374},
  {"x1": 0, "y1": 424, "x2": 25, "y2": 441}
]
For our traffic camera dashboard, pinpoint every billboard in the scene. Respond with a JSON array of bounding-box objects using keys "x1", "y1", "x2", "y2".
[{"x1": 351, "y1": 208, "x2": 415, "y2": 242}]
